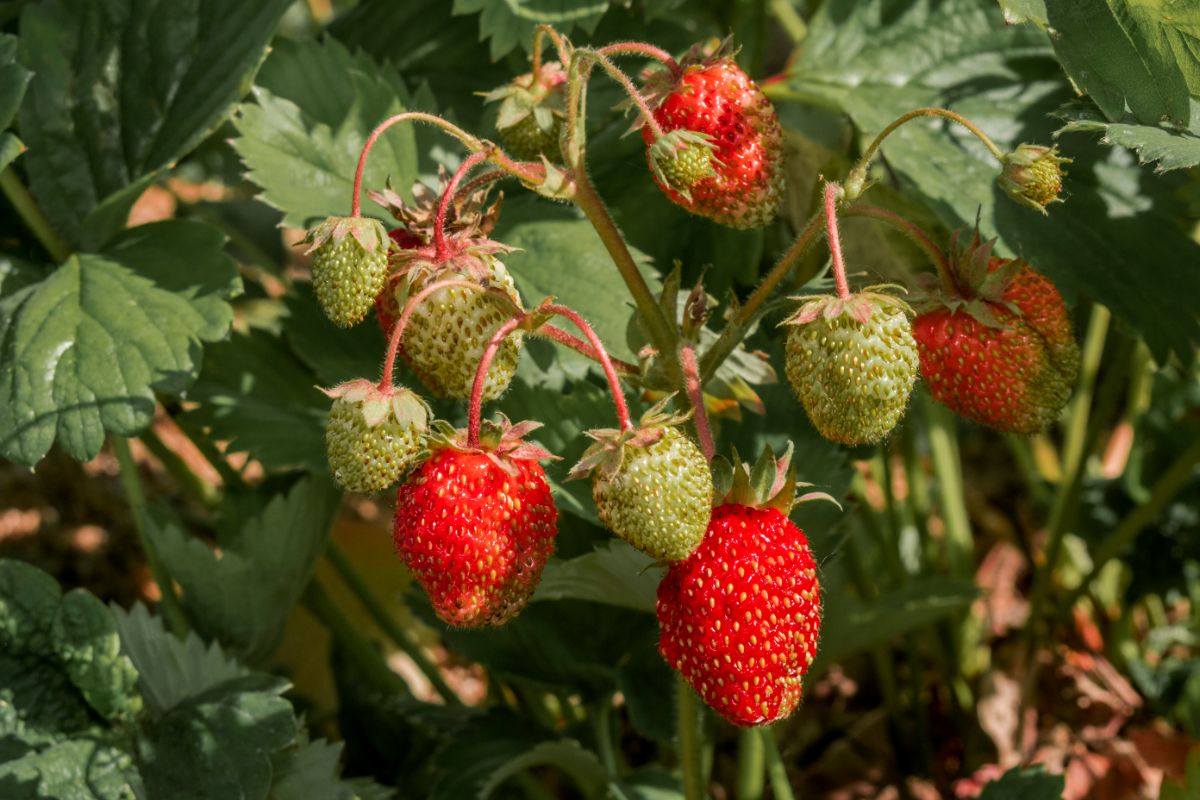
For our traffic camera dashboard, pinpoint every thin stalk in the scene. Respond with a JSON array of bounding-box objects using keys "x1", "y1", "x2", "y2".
[
  {"x1": 454, "y1": 169, "x2": 508, "y2": 203},
  {"x1": 302, "y1": 579, "x2": 410, "y2": 696},
  {"x1": 677, "y1": 678, "x2": 705, "y2": 800},
  {"x1": 543, "y1": 304, "x2": 632, "y2": 431},
  {"x1": 112, "y1": 437, "x2": 189, "y2": 636},
  {"x1": 597, "y1": 41, "x2": 682, "y2": 75},
  {"x1": 536, "y1": 324, "x2": 640, "y2": 376},
  {"x1": 1, "y1": 166, "x2": 72, "y2": 262},
  {"x1": 468, "y1": 315, "x2": 528, "y2": 447},
  {"x1": 840, "y1": 204, "x2": 951, "y2": 286},
  {"x1": 736, "y1": 728, "x2": 765, "y2": 800},
  {"x1": 823, "y1": 182, "x2": 851, "y2": 299},
  {"x1": 679, "y1": 345, "x2": 715, "y2": 460},
  {"x1": 762, "y1": 728, "x2": 796, "y2": 800},
  {"x1": 433, "y1": 150, "x2": 490, "y2": 260},
  {"x1": 591, "y1": 697, "x2": 620, "y2": 776},
  {"x1": 578, "y1": 49, "x2": 665, "y2": 138},
  {"x1": 380, "y1": 279, "x2": 483, "y2": 391},
  {"x1": 769, "y1": 0, "x2": 808, "y2": 43},
  {"x1": 924, "y1": 400, "x2": 973, "y2": 576},
  {"x1": 324, "y1": 542, "x2": 462, "y2": 706},
  {"x1": 698, "y1": 210, "x2": 824, "y2": 382},
  {"x1": 351, "y1": 113, "x2": 482, "y2": 217},
  {"x1": 138, "y1": 427, "x2": 220, "y2": 509},
  {"x1": 533, "y1": 23, "x2": 572, "y2": 67},
  {"x1": 1005, "y1": 434, "x2": 1052, "y2": 507}
]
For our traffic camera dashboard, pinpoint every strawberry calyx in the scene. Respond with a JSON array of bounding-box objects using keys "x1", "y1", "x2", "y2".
[
  {"x1": 566, "y1": 395, "x2": 692, "y2": 482},
  {"x1": 301, "y1": 215, "x2": 391, "y2": 259},
  {"x1": 910, "y1": 230, "x2": 1026, "y2": 329},
  {"x1": 320, "y1": 378, "x2": 432, "y2": 430},
  {"x1": 484, "y1": 61, "x2": 568, "y2": 142},
  {"x1": 426, "y1": 415, "x2": 558, "y2": 475},
  {"x1": 780, "y1": 286, "x2": 912, "y2": 328},
  {"x1": 368, "y1": 171, "x2": 503, "y2": 249},
  {"x1": 712, "y1": 444, "x2": 838, "y2": 515}
]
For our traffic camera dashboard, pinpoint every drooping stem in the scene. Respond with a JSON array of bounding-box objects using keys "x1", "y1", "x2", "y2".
[
  {"x1": 112, "y1": 437, "x2": 189, "y2": 636},
  {"x1": 679, "y1": 345, "x2": 715, "y2": 461},
  {"x1": 380, "y1": 279, "x2": 484, "y2": 391},
  {"x1": 1, "y1": 166, "x2": 72, "y2": 263},
  {"x1": 542, "y1": 304, "x2": 632, "y2": 431},
  {"x1": 434, "y1": 150, "x2": 490, "y2": 260},
  {"x1": 537, "y1": 324, "x2": 640, "y2": 376},
  {"x1": 824, "y1": 182, "x2": 851, "y2": 299},
  {"x1": 468, "y1": 314, "x2": 528, "y2": 447},
  {"x1": 454, "y1": 169, "x2": 508, "y2": 203},
  {"x1": 762, "y1": 728, "x2": 796, "y2": 800},
  {"x1": 699, "y1": 209, "x2": 825, "y2": 382},
  {"x1": 533, "y1": 23, "x2": 572, "y2": 68},
  {"x1": 840, "y1": 204, "x2": 952, "y2": 286},
  {"x1": 677, "y1": 678, "x2": 705, "y2": 800},
  {"x1": 351, "y1": 112, "x2": 482, "y2": 217},
  {"x1": 577, "y1": 49, "x2": 665, "y2": 139},
  {"x1": 736, "y1": 728, "x2": 765, "y2": 800},
  {"x1": 597, "y1": 41, "x2": 681, "y2": 75}
]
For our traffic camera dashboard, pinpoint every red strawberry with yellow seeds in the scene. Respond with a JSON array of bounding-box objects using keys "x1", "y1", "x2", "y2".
[
  {"x1": 322, "y1": 379, "x2": 430, "y2": 494},
  {"x1": 913, "y1": 232, "x2": 1079, "y2": 433},
  {"x1": 657, "y1": 446, "x2": 827, "y2": 727},
  {"x1": 638, "y1": 40, "x2": 784, "y2": 229},
  {"x1": 393, "y1": 417, "x2": 558, "y2": 628}
]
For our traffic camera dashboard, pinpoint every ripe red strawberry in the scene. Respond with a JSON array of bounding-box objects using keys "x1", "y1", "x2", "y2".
[
  {"x1": 393, "y1": 417, "x2": 558, "y2": 628},
  {"x1": 657, "y1": 446, "x2": 826, "y2": 727},
  {"x1": 639, "y1": 41, "x2": 784, "y2": 229},
  {"x1": 912, "y1": 232, "x2": 1079, "y2": 433}
]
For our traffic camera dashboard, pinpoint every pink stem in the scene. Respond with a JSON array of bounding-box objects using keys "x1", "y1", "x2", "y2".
[
  {"x1": 679, "y1": 345, "x2": 715, "y2": 461},
  {"x1": 379, "y1": 279, "x2": 483, "y2": 392},
  {"x1": 434, "y1": 150, "x2": 491, "y2": 261},
  {"x1": 598, "y1": 41, "x2": 682, "y2": 76},
  {"x1": 351, "y1": 112, "x2": 481, "y2": 217},
  {"x1": 543, "y1": 305, "x2": 632, "y2": 431},
  {"x1": 454, "y1": 169, "x2": 508, "y2": 203},
  {"x1": 824, "y1": 182, "x2": 851, "y2": 299},
  {"x1": 467, "y1": 315, "x2": 528, "y2": 448},
  {"x1": 538, "y1": 324, "x2": 639, "y2": 376}
]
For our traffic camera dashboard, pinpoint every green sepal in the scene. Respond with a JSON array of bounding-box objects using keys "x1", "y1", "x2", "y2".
[
  {"x1": 319, "y1": 378, "x2": 432, "y2": 430},
  {"x1": 909, "y1": 227, "x2": 1026, "y2": 327},
  {"x1": 566, "y1": 395, "x2": 691, "y2": 482},
  {"x1": 424, "y1": 414, "x2": 559, "y2": 477},
  {"x1": 713, "y1": 443, "x2": 840, "y2": 514},
  {"x1": 647, "y1": 129, "x2": 720, "y2": 201},
  {"x1": 301, "y1": 215, "x2": 390, "y2": 257},
  {"x1": 780, "y1": 286, "x2": 912, "y2": 328}
]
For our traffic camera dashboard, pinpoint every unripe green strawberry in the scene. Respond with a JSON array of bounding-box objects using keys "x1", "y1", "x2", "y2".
[
  {"x1": 485, "y1": 61, "x2": 568, "y2": 161},
  {"x1": 302, "y1": 216, "x2": 391, "y2": 327},
  {"x1": 647, "y1": 130, "x2": 719, "y2": 200},
  {"x1": 782, "y1": 290, "x2": 919, "y2": 445},
  {"x1": 568, "y1": 399, "x2": 713, "y2": 561},
  {"x1": 912, "y1": 232, "x2": 1079, "y2": 433},
  {"x1": 394, "y1": 417, "x2": 558, "y2": 627},
  {"x1": 998, "y1": 143, "x2": 1071, "y2": 214},
  {"x1": 322, "y1": 379, "x2": 430, "y2": 494}
]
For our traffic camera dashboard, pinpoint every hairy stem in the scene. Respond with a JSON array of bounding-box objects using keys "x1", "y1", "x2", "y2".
[
  {"x1": 454, "y1": 169, "x2": 508, "y2": 203},
  {"x1": 823, "y1": 182, "x2": 851, "y2": 299},
  {"x1": 468, "y1": 314, "x2": 528, "y2": 447},
  {"x1": 577, "y1": 49, "x2": 665, "y2": 138},
  {"x1": 434, "y1": 150, "x2": 491, "y2": 260},
  {"x1": 351, "y1": 113, "x2": 482, "y2": 217},
  {"x1": 677, "y1": 678, "x2": 705, "y2": 800},
  {"x1": 679, "y1": 345, "x2": 715, "y2": 460},
  {"x1": 533, "y1": 23, "x2": 572, "y2": 67},
  {"x1": 542, "y1": 304, "x2": 632, "y2": 431},
  {"x1": 536, "y1": 324, "x2": 639, "y2": 376},
  {"x1": 379, "y1": 279, "x2": 483, "y2": 391},
  {"x1": 1, "y1": 166, "x2": 72, "y2": 263},
  {"x1": 597, "y1": 41, "x2": 681, "y2": 75},
  {"x1": 840, "y1": 204, "x2": 952, "y2": 286}
]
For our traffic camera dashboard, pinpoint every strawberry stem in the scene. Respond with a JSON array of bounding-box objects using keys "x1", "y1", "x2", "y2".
[
  {"x1": 679, "y1": 345, "x2": 715, "y2": 461},
  {"x1": 536, "y1": 324, "x2": 639, "y2": 377},
  {"x1": 351, "y1": 112, "x2": 482, "y2": 218},
  {"x1": 840, "y1": 204, "x2": 952, "y2": 288},
  {"x1": 379, "y1": 278, "x2": 484, "y2": 392},
  {"x1": 824, "y1": 182, "x2": 852, "y2": 300},
  {"x1": 467, "y1": 314, "x2": 528, "y2": 448},
  {"x1": 597, "y1": 41, "x2": 682, "y2": 77},
  {"x1": 577, "y1": 49, "x2": 666, "y2": 139},
  {"x1": 454, "y1": 168, "x2": 508, "y2": 203},
  {"x1": 434, "y1": 150, "x2": 491, "y2": 261},
  {"x1": 533, "y1": 24, "x2": 572, "y2": 72},
  {"x1": 542, "y1": 304, "x2": 633, "y2": 431}
]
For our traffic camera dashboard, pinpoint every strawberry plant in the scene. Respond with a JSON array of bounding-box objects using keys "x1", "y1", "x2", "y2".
[{"x1": 1, "y1": 1, "x2": 1198, "y2": 799}]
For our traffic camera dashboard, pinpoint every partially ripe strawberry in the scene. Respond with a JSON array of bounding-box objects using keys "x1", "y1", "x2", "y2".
[
  {"x1": 374, "y1": 228, "x2": 424, "y2": 336},
  {"x1": 998, "y1": 143, "x2": 1071, "y2": 214},
  {"x1": 639, "y1": 41, "x2": 784, "y2": 229},
  {"x1": 485, "y1": 61, "x2": 568, "y2": 161},
  {"x1": 302, "y1": 216, "x2": 391, "y2": 327},
  {"x1": 913, "y1": 233, "x2": 1079, "y2": 433},
  {"x1": 657, "y1": 446, "x2": 826, "y2": 726},
  {"x1": 394, "y1": 417, "x2": 558, "y2": 627},
  {"x1": 568, "y1": 398, "x2": 713, "y2": 562},
  {"x1": 782, "y1": 290, "x2": 919, "y2": 445},
  {"x1": 322, "y1": 379, "x2": 430, "y2": 494}
]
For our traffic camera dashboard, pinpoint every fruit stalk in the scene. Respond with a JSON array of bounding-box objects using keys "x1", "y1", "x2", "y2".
[
  {"x1": 840, "y1": 204, "x2": 952, "y2": 286},
  {"x1": 351, "y1": 112, "x2": 483, "y2": 217},
  {"x1": 542, "y1": 304, "x2": 633, "y2": 431},
  {"x1": 577, "y1": 49, "x2": 665, "y2": 138},
  {"x1": 823, "y1": 182, "x2": 851, "y2": 300},
  {"x1": 467, "y1": 314, "x2": 528, "y2": 447},
  {"x1": 537, "y1": 324, "x2": 640, "y2": 376},
  {"x1": 677, "y1": 677, "x2": 705, "y2": 800},
  {"x1": 597, "y1": 41, "x2": 682, "y2": 75},
  {"x1": 533, "y1": 23, "x2": 572, "y2": 70},
  {"x1": 379, "y1": 278, "x2": 484, "y2": 391},
  {"x1": 434, "y1": 150, "x2": 492, "y2": 260},
  {"x1": 679, "y1": 345, "x2": 715, "y2": 461},
  {"x1": 762, "y1": 728, "x2": 797, "y2": 800}
]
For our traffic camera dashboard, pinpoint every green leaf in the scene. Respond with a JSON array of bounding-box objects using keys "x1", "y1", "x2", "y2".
[
  {"x1": 0, "y1": 131, "x2": 22, "y2": 171},
  {"x1": 1045, "y1": 0, "x2": 1192, "y2": 126},
  {"x1": 283, "y1": 284, "x2": 388, "y2": 388},
  {"x1": 52, "y1": 590, "x2": 140, "y2": 723},
  {"x1": 0, "y1": 738, "x2": 143, "y2": 800},
  {"x1": 613, "y1": 770, "x2": 685, "y2": 800},
  {"x1": 997, "y1": 0, "x2": 1046, "y2": 27},
  {"x1": 269, "y1": 735, "x2": 359, "y2": 800},
  {"x1": 816, "y1": 577, "x2": 979, "y2": 666},
  {"x1": 977, "y1": 765, "x2": 1064, "y2": 799},
  {"x1": 615, "y1": 630, "x2": 677, "y2": 743},
  {"x1": 151, "y1": 475, "x2": 341, "y2": 664},
  {"x1": 1056, "y1": 101, "x2": 1200, "y2": 172},
  {"x1": 533, "y1": 542, "x2": 661, "y2": 613},
  {"x1": 231, "y1": 38, "x2": 419, "y2": 229},
  {"x1": 139, "y1": 675, "x2": 297, "y2": 800},
  {"x1": 110, "y1": 603, "x2": 246, "y2": 717},
  {"x1": 16, "y1": 0, "x2": 292, "y2": 248},
  {"x1": 0, "y1": 221, "x2": 238, "y2": 466},
  {"x1": 0, "y1": 256, "x2": 44, "y2": 299},
  {"x1": 452, "y1": 0, "x2": 610, "y2": 61},
  {"x1": 0, "y1": 33, "x2": 30, "y2": 131}
]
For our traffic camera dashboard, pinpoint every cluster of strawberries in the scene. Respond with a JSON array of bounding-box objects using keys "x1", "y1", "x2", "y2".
[{"x1": 299, "y1": 32, "x2": 1077, "y2": 729}]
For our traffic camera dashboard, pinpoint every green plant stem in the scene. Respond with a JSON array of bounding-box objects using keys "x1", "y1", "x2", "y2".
[
  {"x1": 840, "y1": 204, "x2": 951, "y2": 285},
  {"x1": 677, "y1": 678, "x2": 705, "y2": 800},
  {"x1": 323, "y1": 543, "x2": 462, "y2": 706},
  {"x1": 769, "y1": 0, "x2": 808, "y2": 43},
  {"x1": 736, "y1": 728, "x2": 765, "y2": 800},
  {"x1": 1, "y1": 166, "x2": 72, "y2": 263},
  {"x1": 533, "y1": 23, "x2": 572, "y2": 68},
  {"x1": 112, "y1": 437, "x2": 190, "y2": 636},
  {"x1": 577, "y1": 49, "x2": 665, "y2": 138},
  {"x1": 138, "y1": 428, "x2": 220, "y2": 509},
  {"x1": 597, "y1": 41, "x2": 681, "y2": 74},
  {"x1": 302, "y1": 578, "x2": 410, "y2": 697},
  {"x1": 591, "y1": 697, "x2": 620, "y2": 777},
  {"x1": 761, "y1": 728, "x2": 796, "y2": 800},
  {"x1": 680, "y1": 345, "x2": 715, "y2": 460},
  {"x1": 699, "y1": 210, "x2": 825, "y2": 382},
  {"x1": 924, "y1": 399, "x2": 973, "y2": 576},
  {"x1": 1005, "y1": 434, "x2": 1051, "y2": 507}
]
